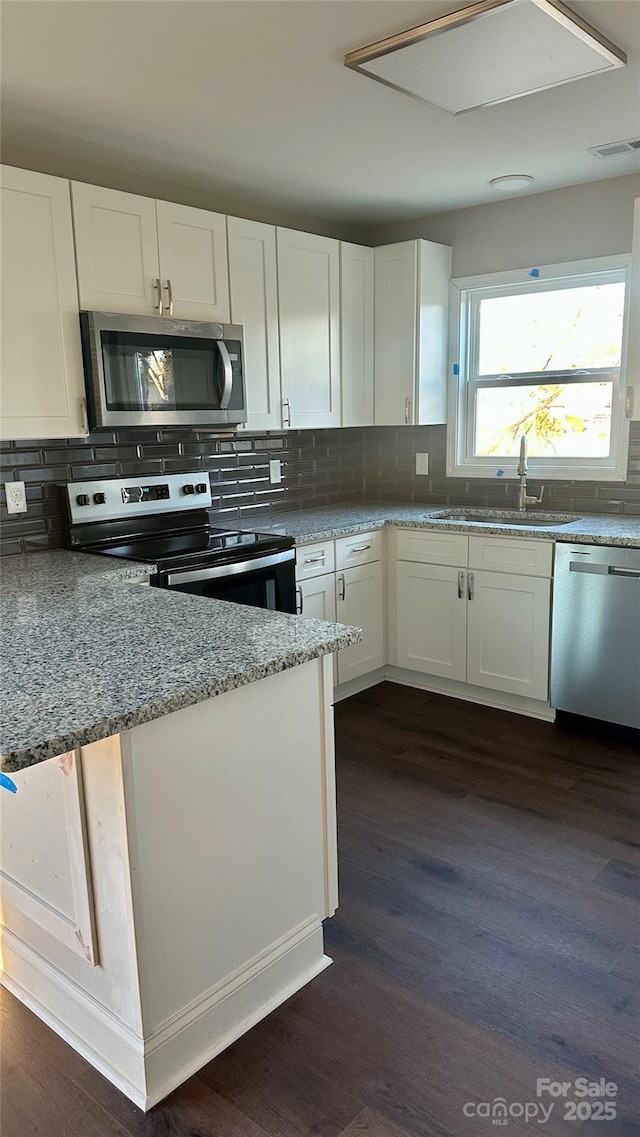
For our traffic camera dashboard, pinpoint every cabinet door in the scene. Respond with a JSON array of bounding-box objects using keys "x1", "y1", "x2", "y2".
[
  {"x1": 228, "y1": 217, "x2": 281, "y2": 430},
  {"x1": 336, "y1": 561, "x2": 384, "y2": 685},
  {"x1": 156, "y1": 201, "x2": 230, "y2": 322},
  {"x1": 298, "y1": 573, "x2": 337, "y2": 623},
  {"x1": 277, "y1": 228, "x2": 341, "y2": 429},
  {"x1": 71, "y1": 182, "x2": 160, "y2": 314},
  {"x1": 396, "y1": 561, "x2": 466, "y2": 680},
  {"x1": 374, "y1": 241, "x2": 417, "y2": 426},
  {"x1": 341, "y1": 242, "x2": 374, "y2": 426},
  {"x1": 466, "y1": 570, "x2": 550, "y2": 701},
  {"x1": 1, "y1": 167, "x2": 86, "y2": 440}
]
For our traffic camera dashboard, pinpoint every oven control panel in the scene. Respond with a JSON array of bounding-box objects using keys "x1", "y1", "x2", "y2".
[{"x1": 66, "y1": 473, "x2": 212, "y2": 523}]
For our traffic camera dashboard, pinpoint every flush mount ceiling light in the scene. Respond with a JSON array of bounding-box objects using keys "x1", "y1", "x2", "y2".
[
  {"x1": 490, "y1": 173, "x2": 535, "y2": 190},
  {"x1": 344, "y1": 0, "x2": 626, "y2": 115}
]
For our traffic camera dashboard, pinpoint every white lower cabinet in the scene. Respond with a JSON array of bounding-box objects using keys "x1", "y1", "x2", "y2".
[
  {"x1": 297, "y1": 573, "x2": 336, "y2": 623},
  {"x1": 336, "y1": 560, "x2": 384, "y2": 685},
  {"x1": 396, "y1": 561, "x2": 466, "y2": 681},
  {"x1": 394, "y1": 533, "x2": 552, "y2": 704},
  {"x1": 466, "y1": 570, "x2": 550, "y2": 700}
]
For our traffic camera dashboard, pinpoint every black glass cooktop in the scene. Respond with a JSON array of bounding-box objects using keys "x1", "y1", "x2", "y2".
[{"x1": 97, "y1": 526, "x2": 293, "y2": 567}]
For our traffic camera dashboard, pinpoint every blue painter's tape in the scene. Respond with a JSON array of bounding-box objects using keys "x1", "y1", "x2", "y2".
[
  {"x1": 453, "y1": 363, "x2": 459, "y2": 376},
  {"x1": 496, "y1": 469, "x2": 505, "y2": 477},
  {"x1": 529, "y1": 268, "x2": 540, "y2": 278},
  {"x1": 0, "y1": 773, "x2": 18, "y2": 793}
]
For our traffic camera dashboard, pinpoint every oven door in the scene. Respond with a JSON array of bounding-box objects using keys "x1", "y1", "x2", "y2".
[
  {"x1": 81, "y1": 311, "x2": 247, "y2": 428},
  {"x1": 160, "y1": 550, "x2": 297, "y2": 613}
]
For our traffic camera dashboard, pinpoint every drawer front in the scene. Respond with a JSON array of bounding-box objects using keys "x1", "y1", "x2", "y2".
[
  {"x1": 468, "y1": 535, "x2": 553, "y2": 578},
  {"x1": 336, "y1": 529, "x2": 382, "y2": 570},
  {"x1": 396, "y1": 528, "x2": 468, "y2": 567},
  {"x1": 296, "y1": 540, "x2": 335, "y2": 581}
]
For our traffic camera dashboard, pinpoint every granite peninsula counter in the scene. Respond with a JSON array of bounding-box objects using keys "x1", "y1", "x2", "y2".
[
  {"x1": 0, "y1": 548, "x2": 360, "y2": 1110},
  {"x1": 0, "y1": 550, "x2": 359, "y2": 771}
]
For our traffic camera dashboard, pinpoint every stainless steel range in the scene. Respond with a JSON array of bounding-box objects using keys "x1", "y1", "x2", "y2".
[{"x1": 63, "y1": 473, "x2": 296, "y2": 612}]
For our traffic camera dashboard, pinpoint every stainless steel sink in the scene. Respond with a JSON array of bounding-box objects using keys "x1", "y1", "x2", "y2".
[{"x1": 429, "y1": 510, "x2": 579, "y2": 527}]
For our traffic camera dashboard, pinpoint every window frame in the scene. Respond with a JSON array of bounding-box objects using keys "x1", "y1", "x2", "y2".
[{"x1": 447, "y1": 255, "x2": 632, "y2": 482}]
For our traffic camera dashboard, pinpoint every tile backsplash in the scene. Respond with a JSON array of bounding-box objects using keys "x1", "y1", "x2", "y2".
[
  {"x1": 0, "y1": 428, "x2": 366, "y2": 555},
  {"x1": 363, "y1": 423, "x2": 640, "y2": 515},
  {"x1": 1, "y1": 423, "x2": 638, "y2": 555}
]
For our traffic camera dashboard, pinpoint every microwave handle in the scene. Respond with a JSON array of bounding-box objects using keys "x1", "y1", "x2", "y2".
[{"x1": 216, "y1": 340, "x2": 233, "y2": 409}]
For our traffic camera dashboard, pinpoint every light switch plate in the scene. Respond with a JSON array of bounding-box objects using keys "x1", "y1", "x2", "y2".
[
  {"x1": 5, "y1": 481, "x2": 27, "y2": 514},
  {"x1": 269, "y1": 459, "x2": 282, "y2": 485},
  {"x1": 415, "y1": 453, "x2": 429, "y2": 476}
]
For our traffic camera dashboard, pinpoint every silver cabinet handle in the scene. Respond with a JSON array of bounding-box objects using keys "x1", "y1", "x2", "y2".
[
  {"x1": 338, "y1": 573, "x2": 346, "y2": 602},
  {"x1": 350, "y1": 543, "x2": 371, "y2": 554},
  {"x1": 468, "y1": 572, "x2": 475, "y2": 601},
  {"x1": 155, "y1": 278, "x2": 163, "y2": 315},
  {"x1": 165, "y1": 278, "x2": 174, "y2": 316},
  {"x1": 216, "y1": 340, "x2": 233, "y2": 409},
  {"x1": 304, "y1": 554, "x2": 326, "y2": 564},
  {"x1": 404, "y1": 397, "x2": 411, "y2": 425},
  {"x1": 296, "y1": 585, "x2": 303, "y2": 614},
  {"x1": 458, "y1": 570, "x2": 465, "y2": 599},
  {"x1": 282, "y1": 398, "x2": 291, "y2": 427}
]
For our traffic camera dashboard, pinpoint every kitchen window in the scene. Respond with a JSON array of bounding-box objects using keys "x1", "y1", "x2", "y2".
[{"x1": 447, "y1": 256, "x2": 632, "y2": 481}]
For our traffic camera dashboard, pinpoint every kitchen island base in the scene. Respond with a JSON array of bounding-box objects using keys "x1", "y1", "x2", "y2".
[{"x1": 0, "y1": 655, "x2": 337, "y2": 1110}]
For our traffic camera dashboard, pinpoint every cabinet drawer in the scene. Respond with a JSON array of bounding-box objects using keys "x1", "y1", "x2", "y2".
[
  {"x1": 296, "y1": 540, "x2": 335, "y2": 581},
  {"x1": 396, "y1": 528, "x2": 468, "y2": 566},
  {"x1": 468, "y1": 536, "x2": 553, "y2": 578},
  {"x1": 336, "y1": 529, "x2": 382, "y2": 569}
]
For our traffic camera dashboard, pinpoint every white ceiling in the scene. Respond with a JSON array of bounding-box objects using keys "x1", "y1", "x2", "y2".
[{"x1": 1, "y1": 0, "x2": 639, "y2": 225}]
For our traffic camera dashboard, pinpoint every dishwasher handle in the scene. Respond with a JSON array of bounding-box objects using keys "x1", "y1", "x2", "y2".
[{"x1": 609, "y1": 566, "x2": 640, "y2": 578}]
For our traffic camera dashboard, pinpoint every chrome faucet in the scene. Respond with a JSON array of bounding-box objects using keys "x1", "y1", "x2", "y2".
[{"x1": 517, "y1": 434, "x2": 544, "y2": 512}]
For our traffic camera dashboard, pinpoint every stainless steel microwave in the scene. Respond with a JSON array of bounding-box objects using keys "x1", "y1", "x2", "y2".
[{"x1": 80, "y1": 311, "x2": 247, "y2": 429}]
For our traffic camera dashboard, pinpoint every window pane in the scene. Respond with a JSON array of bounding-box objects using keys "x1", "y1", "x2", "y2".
[
  {"x1": 474, "y1": 382, "x2": 613, "y2": 458},
  {"x1": 477, "y1": 283, "x2": 625, "y2": 376}
]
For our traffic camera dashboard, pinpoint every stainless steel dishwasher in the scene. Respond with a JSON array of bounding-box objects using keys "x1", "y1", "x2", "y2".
[{"x1": 551, "y1": 544, "x2": 640, "y2": 729}]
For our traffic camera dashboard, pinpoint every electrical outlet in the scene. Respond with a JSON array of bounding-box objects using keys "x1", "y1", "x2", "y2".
[
  {"x1": 5, "y1": 481, "x2": 27, "y2": 514},
  {"x1": 415, "y1": 453, "x2": 429, "y2": 476},
  {"x1": 269, "y1": 459, "x2": 282, "y2": 485}
]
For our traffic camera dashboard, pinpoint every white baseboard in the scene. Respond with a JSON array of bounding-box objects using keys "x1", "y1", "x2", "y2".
[
  {"x1": 334, "y1": 668, "x2": 385, "y2": 703},
  {"x1": 384, "y1": 666, "x2": 555, "y2": 721},
  {"x1": 1, "y1": 928, "x2": 146, "y2": 1107},
  {"x1": 1, "y1": 918, "x2": 330, "y2": 1112}
]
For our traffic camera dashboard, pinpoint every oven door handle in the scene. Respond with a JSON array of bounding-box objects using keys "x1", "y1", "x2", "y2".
[
  {"x1": 164, "y1": 549, "x2": 295, "y2": 587},
  {"x1": 216, "y1": 340, "x2": 233, "y2": 410}
]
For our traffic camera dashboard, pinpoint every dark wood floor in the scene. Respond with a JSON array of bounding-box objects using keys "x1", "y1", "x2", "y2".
[{"x1": 2, "y1": 682, "x2": 640, "y2": 1136}]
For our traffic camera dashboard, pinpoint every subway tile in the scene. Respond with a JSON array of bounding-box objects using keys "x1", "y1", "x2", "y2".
[
  {"x1": 1, "y1": 450, "x2": 41, "y2": 468},
  {"x1": 71, "y1": 463, "x2": 119, "y2": 479},
  {"x1": 116, "y1": 460, "x2": 164, "y2": 477}
]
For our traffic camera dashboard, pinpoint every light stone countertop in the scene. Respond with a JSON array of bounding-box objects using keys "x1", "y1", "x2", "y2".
[
  {"x1": 0, "y1": 551, "x2": 360, "y2": 772},
  {"x1": 238, "y1": 503, "x2": 640, "y2": 548}
]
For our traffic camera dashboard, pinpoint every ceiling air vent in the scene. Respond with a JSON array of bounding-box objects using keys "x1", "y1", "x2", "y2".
[{"x1": 588, "y1": 138, "x2": 640, "y2": 159}]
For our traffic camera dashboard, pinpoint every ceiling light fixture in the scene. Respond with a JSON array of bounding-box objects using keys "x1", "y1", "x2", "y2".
[
  {"x1": 490, "y1": 174, "x2": 535, "y2": 191},
  {"x1": 344, "y1": 0, "x2": 626, "y2": 115}
]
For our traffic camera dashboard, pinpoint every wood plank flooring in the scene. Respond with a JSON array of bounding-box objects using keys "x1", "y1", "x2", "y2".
[{"x1": 2, "y1": 682, "x2": 639, "y2": 1135}]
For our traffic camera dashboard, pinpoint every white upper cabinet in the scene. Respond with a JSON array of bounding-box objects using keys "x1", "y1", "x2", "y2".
[
  {"x1": 1, "y1": 166, "x2": 87, "y2": 440},
  {"x1": 72, "y1": 183, "x2": 161, "y2": 315},
  {"x1": 374, "y1": 238, "x2": 451, "y2": 426},
  {"x1": 155, "y1": 200, "x2": 229, "y2": 322},
  {"x1": 340, "y1": 242, "x2": 374, "y2": 426},
  {"x1": 72, "y1": 184, "x2": 230, "y2": 321},
  {"x1": 277, "y1": 228, "x2": 341, "y2": 429},
  {"x1": 227, "y1": 217, "x2": 282, "y2": 430}
]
